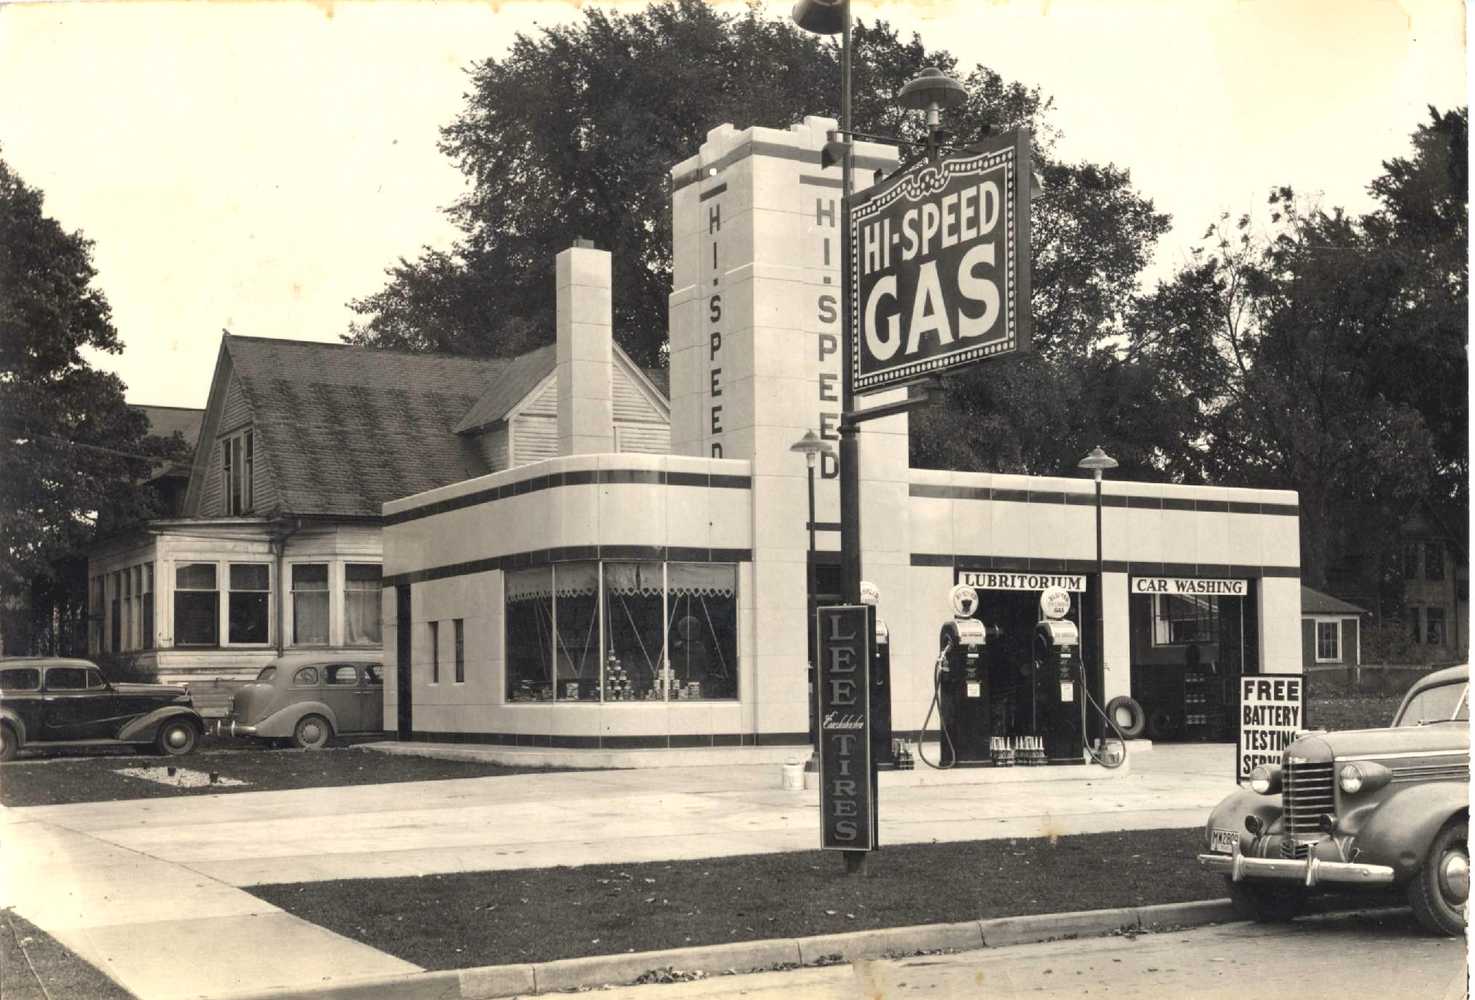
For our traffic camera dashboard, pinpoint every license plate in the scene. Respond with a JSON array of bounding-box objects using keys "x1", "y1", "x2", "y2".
[{"x1": 1210, "y1": 828, "x2": 1239, "y2": 854}]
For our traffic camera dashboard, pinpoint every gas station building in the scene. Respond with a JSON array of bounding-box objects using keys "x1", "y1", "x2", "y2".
[{"x1": 380, "y1": 116, "x2": 1302, "y2": 754}]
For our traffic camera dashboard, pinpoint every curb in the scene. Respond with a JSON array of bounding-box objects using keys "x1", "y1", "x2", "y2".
[{"x1": 212, "y1": 898, "x2": 1237, "y2": 1000}]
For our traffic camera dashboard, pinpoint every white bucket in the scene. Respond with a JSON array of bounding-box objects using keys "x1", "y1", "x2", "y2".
[{"x1": 781, "y1": 757, "x2": 805, "y2": 791}]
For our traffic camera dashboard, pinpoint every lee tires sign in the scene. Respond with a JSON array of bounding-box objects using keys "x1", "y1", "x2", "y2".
[
  {"x1": 849, "y1": 130, "x2": 1033, "y2": 394},
  {"x1": 816, "y1": 605, "x2": 876, "y2": 851}
]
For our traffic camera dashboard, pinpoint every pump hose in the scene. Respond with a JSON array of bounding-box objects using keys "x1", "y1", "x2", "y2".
[
  {"x1": 1079, "y1": 665, "x2": 1129, "y2": 769},
  {"x1": 916, "y1": 642, "x2": 956, "y2": 770}
]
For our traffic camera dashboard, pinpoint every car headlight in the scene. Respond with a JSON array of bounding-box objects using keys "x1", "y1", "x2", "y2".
[
  {"x1": 1249, "y1": 764, "x2": 1282, "y2": 795},
  {"x1": 1338, "y1": 761, "x2": 1392, "y2": 795}
]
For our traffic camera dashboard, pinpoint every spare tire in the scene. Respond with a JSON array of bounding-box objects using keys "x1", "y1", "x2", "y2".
[
  {"x1": 1147, "y1": 709, "x2": 1181, "y2": 740},
  {"x1": 1104, "y1": 696, "x2": 1146, "y2": 739}
]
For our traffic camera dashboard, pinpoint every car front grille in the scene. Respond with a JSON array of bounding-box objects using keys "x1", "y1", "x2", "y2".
[{"x1": 1282, "y1": 760, "x2": 1335, "y2": 837}]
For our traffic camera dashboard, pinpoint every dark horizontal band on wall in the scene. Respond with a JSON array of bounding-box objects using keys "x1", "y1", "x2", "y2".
[
  {"x1": 398, "y1": 730, "x2": 810, "y2": 750},
  {"x1": 671, "y1": 140, "x2": 897, "y2": 192},
  {"x1": 384, "y1": 546, "x2": 752, "y2": 588},
  {"x1": 385, "y1": 469, "x2": 752, "y2": 527},
  {"x1": 698, "y1": 182, "x2": 727, "y2": 202},
  {"x1": 909, "y1": 482, "x2": 1297, "y2": 516},
  {"x1": 912, "y1": 553, "x2": 1301, "y2": 579}
]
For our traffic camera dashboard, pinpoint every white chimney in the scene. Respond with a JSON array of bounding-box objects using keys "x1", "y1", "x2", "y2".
[{"x1": 555, "y1": 241, "x2": 614, "y2": 455}]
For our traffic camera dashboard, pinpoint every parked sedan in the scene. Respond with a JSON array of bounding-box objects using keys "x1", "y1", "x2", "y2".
[
  {"x1": 222, "y1": 655, "x2": 384, "y2": 749},
  {"x1": 1198, "y1": 664, "x2": 1468, "y2": 935},
  {"x1": 0, "y1": 657, "x2": 204, "y2": 761}
]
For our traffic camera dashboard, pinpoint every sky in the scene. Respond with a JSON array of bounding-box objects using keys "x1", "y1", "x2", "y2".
[{"x1": 0, "y1": 0, "x2": 1466, "y2": 409}]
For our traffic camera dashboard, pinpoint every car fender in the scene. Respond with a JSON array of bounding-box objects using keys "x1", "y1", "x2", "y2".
[
  {"x1": 117, "y1": 706, "x2": 205, "y2": 743},
  {"x1": 252, "y1": 702, "x2": 339, "y2": 739},
  {"x1": 1, "y1": 706, "x2": 28, "y2": 747},
  {"x1": 1349, "y1": 783, "x2": 1469, "y2": 880},
  {"x1": 1204, "y1": 785, "x2": 1284, "y2": 850}
]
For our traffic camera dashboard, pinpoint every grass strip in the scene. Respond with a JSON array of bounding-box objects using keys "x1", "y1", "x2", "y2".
[
  {"x1": 251, "y1": 828, "x2": 1224, "y2": 971},
  {"x1": 0, "y1": 744, "x2": 588, "y2": 808},
  {"x1": 2, "y1": 908, "x2": 136, "y2": 1000}
]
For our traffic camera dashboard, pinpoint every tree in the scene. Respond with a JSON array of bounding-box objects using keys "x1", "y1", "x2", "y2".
[
  {"x1": 1129, "y1": 108, "x2": 1467, "y2": 591},
  {"x1": 0, "y1": 155, "x2": 180, "y2": 644},
  {"x1": 347, "y1": 1, "x2": 1059, "y2": 366}
]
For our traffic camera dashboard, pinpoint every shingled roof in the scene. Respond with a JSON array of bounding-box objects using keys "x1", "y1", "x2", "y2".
[
  {"x1": 453, "y1": 344, "x2": 556, "y2": 435},
  {"x1": 133, "y1": 404, "x2": 204, "y2": 478},
  {"x1": 1301, "y1": 585, "x2": 1367, "y2": 616},
  {"x1": 223, "y1": 336, "x2": 511, "y2": 517}
]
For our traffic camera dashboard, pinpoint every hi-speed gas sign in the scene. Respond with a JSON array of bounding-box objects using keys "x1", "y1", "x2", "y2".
[{"x1": 849, "y1": 130, "x2": 1033, "y2": 394}]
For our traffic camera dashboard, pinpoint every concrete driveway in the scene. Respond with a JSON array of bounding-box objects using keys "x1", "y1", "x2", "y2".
[{"x1": 0, "y1": 744, "x2": 1237, "y2": 998}]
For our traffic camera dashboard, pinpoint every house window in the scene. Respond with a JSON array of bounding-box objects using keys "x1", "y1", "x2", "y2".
[
  {"x1": 122, "y1": 568, "x2": 132, "y2": 650},
  {"x1": 1315, "y1": 621, "x2": 1340, "y2": 662},
  {"x1": 89, "y1": 576, "x2": 104, "y2": 654},
  {"x1": 1151, "y1": 594, "x2": 1220, "y2": 646},
  {"x1": 228, "y1": 564, "x2": 271, "y2": 644},
  {"x1": 142, "y1": 564, "x2": 154, "y2": 651},
  {"x1": 292, "y1": 564, "x2": 329, "y2": 645},
  {"x1": 428, "y1": 621, "x2": 440, "y2": 684},
  {"x1": 110, "y1": 572, "x2": 122, "y2": 652},
  {"x1": 222, "y1": 430, "x2": 255, "y2": 515},
  {"x1": 1403, "y1": 544, "x2": 1420, "y2": 579},
  {"x1": 175, "y1": 564, "x2": 220, "y2": 647},
  {"x1": 344, "y1": 564, "x2": 383, "y2": 645},
  {"x1": 453, "y1": 619, "x2": 465, "y2": 683},
  {"x1": 1408, "y1": 607, "x2": 1422, "y2": 644},
  {"x1": 1426, "y1": 607, "x2": 1446, "y2": 646},
  {"x1": 1425, "y1": 542, "x2": 1444, "y2": 582}
]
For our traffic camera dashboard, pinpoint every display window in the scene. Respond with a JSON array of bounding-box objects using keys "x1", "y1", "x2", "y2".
[{"x1": 503, "y1": 561, "x2": 739, "y2": 704}]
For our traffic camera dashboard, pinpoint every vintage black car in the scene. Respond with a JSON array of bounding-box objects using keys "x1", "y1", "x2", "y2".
[
  {"x1": 0, "y1": 657, "x2": 204, "y2": 761},
  {"x1": 1199, "y1": 664, "x2": 1468, "y2": 935}
]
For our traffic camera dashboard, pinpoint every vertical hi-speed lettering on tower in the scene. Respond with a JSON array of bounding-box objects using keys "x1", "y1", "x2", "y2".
[{"x1": 849, "y1": 130, "x2": 1033, "y2": 393}]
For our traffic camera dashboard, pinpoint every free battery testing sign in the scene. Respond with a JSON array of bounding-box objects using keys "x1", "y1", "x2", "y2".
[
  {"x1": 1238, "y1": 674, "x2": 1306, "y2": 781},
  {"x1": 849, "y1": 130, "x2": 1033, "y2": 394}
]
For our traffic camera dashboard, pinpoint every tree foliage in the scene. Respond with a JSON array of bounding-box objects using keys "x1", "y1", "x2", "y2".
[
  {"x1": 347, "y1": 0, "x2": 1057, "y2": 366},
  {"x1": 1127, "y1": 107, "x2": 1467, "y2": 590},
  {"x1": 0, "y1": 156, "x2": 180, "y2": 603}
]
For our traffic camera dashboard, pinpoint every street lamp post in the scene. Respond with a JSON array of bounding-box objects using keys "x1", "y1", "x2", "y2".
[
  {"x1": 791, "y1": 429, "x2": 836, "y2": 745},
  {"x1": 1077, "y1": 445, "x2": 1118, "y2": 749}
]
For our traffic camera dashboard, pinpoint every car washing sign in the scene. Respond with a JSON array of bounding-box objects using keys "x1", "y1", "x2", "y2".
[
  {"x1": 849, "y1": 130, "x2": 1033, "y2": 394},
  {"x1": 1238, "y1": 674, "x2": 1305, "y2": 782}
]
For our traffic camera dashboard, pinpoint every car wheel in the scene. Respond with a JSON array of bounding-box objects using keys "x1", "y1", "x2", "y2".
[
  {"x1": 293, "y1": 714, "x2": 332, "y2": 750},
  {"x1": 1408, "y1": 817, "x2": 1468, "y2": 936},
  {"x1": 0, "y1": 723, "x2": 17, "y2": 762},
  {"x1": 1226, "y1": 877, "x2": 1303, "y2": 923},
  {"x1": 155, "y1": 719, "x2": 198, "y2": 757}
]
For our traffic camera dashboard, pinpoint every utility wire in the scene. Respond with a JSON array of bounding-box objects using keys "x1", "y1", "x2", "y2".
[{"x1": 4, "y1": 431, "x2": 183, "y2": 464}]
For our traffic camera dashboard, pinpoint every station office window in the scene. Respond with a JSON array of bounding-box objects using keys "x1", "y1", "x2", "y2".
[
  {"x1": 292, "y1": 564, "x2": 329, "y2": 645},
  {"x1": 175, "y1": 563, "x2": 220, "y2": 647},
  {"x1": 345, "y1": 564, "x2": 383, "y2": 645},
  {"x1": 228, "y1": 564, "x2": 271, "y2": 644},
  {"x1": 505, "y1": 561, "x2": 738, "y2": 703},
  {"x1": 428, "y1": 621, "x2": 440, "y2": 684},
  {"x1": 454, "y1": 619, "x2": 465, "y2": 683},
  {"x1": 1315, "y1": 621, "x2": 1340, "y2": 662},
  {"x1": 1151, "y1": 594, "x2": 1220, "y2": 647}
]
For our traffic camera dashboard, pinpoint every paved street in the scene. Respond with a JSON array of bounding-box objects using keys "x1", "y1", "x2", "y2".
[{"x1": 580, "y1": 911, "x2": 1469, "y2": 1000}]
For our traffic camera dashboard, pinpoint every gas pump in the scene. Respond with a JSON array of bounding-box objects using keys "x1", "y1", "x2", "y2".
[
  {"x1": 871, "y1": 617, "x2": 893, "y2": 767},
  {"x1": 1033, "y1": 618, "x2": 1084, "y2": 763},
  {"x1": 935, "y1": 584, "x2": 1002, "y2": 766}
]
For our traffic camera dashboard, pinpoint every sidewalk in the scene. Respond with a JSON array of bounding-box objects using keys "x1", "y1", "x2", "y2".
[{"x1": 0, "y1": 744, "x2": 1236, "y2": 999}]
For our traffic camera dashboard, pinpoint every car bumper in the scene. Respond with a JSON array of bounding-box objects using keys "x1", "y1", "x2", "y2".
[{"x1": 1198, "y1": 849, "x2": 1396, "y2": 887}]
